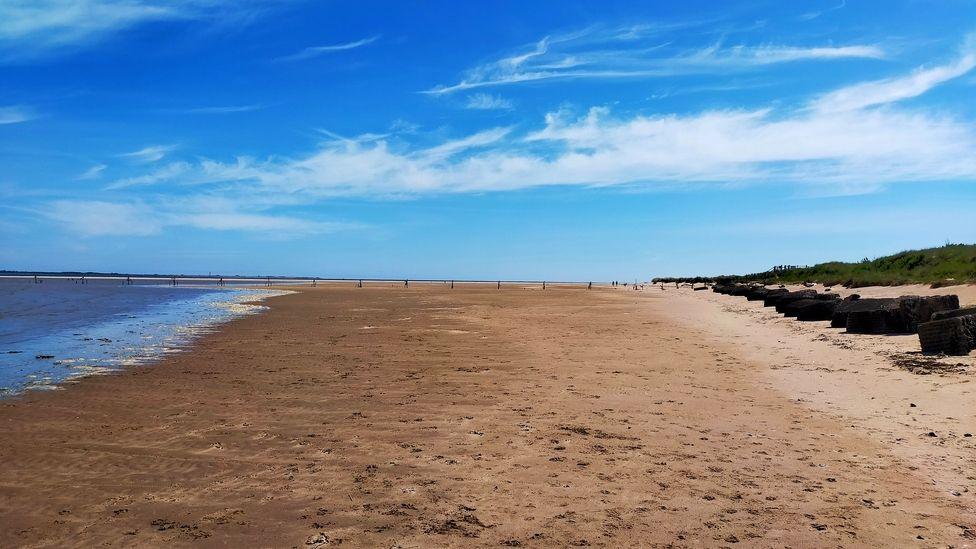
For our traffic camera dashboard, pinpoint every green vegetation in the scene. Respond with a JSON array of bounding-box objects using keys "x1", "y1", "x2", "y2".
[
  {"x1": 742, "y1": 244, "x2": 976, "y2": 287},
  {"x1": 653, "y1": 244, "x2": 976, "y2": 288}
]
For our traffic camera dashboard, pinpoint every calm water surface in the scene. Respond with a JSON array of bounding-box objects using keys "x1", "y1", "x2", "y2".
[{"x1": 0, "y1": 278, "x2": 284, "y2": 396}]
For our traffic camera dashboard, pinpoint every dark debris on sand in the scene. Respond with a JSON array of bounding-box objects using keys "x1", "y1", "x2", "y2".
[{"x1": 889, "y1": 353, "x2": 969, "y2": 375}]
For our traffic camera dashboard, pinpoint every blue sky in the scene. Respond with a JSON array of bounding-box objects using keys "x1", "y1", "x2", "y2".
[{"x1": 2, "y1": 0, "x2": 976, "y2": 280}]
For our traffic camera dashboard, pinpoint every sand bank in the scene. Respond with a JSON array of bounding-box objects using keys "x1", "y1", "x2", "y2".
[{"x1": 0, "y1": 283, "x2": 973, "y2": 547}]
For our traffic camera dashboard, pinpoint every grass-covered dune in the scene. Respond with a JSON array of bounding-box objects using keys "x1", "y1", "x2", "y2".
[
  {"x1": 754, "y1": 244, "x2": 976, "y2": 287},
  {"x1": 655, "y1": 244, "x2": 976, "y2": 288}
]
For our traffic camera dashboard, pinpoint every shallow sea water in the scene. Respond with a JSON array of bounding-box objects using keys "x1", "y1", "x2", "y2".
[{"x1": 0, "y1": 277, "x2": 285, "y2": 396}]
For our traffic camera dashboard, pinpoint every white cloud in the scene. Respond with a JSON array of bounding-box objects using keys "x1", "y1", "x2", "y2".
[
  {"x1": 0, "y1": 0, "x2": 268, "y2": 59},
  {"x1": 275, "y1": 35, "x2": 379, "y2": 62},
  {"x1": 424, "y1": 26, "x2": 883, "y2": 94},
  {"x1": 179, "y1": 212, "x2": 348, "y2": 234},
  {"x1": 0, "y1": 104, "x2": 38, "y2": 124},
  {"x1": 0, "y1": 1, "x2": 173, "y2": 43},
  {"x1": 45, "y1": 200, "x2": 162, "y2": 236},
  {"x1": 106, "y1": 161, "x2": 189, "y2": 189},
  {"x1": 45, "y1": 198, "x2": 354, "y2": 237},
  {"x1": 118, "y1": 144, "x2": 178, "y2": 164},
  {"x1": 77, "y1": 164, "x2": 107, "y2": 180},
  {"x1": 798, "y1": 0, "x2": 846, "y2": 21},
  {"x1": 178, "y1": 104, "x2": 265, "y2": 114},
  {"x1": 123, "y1": 101, "x2": 975, "y2": 199},
  {"x1": 419, "y1": 127, "x2": 511, "y2": 160},
  {"x1": 811, "y1": 36, "x2": 976, "y2": 113},
  {"x1": 56, "y1": 34, "x2": 976, "y2": 236},
  {"x1": 149, "y1": 46, "x2": 974, "y2": 195},
  {"x1": 315, "y1": 128, "x2": 390, "y2": 144},
  {"x1": 699, "y1": 44, "x2": 882, "y2": 64},
  {"x1": 465, "y1": 93, "x2": 513, "y2": 110},
  {"x1": 389, "y1": 118, "x2": 421, "y2": 134}
]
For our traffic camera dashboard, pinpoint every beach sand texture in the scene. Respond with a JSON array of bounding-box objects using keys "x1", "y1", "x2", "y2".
[{"x1": 1, "y1": 284, "x2": 974, "y2": 547}]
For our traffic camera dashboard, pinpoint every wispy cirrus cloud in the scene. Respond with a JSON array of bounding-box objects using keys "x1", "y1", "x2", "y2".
[
  {"x1": 45, "y1": 200, "x2": 163, "y2": 236},
  {"x1": 0, "y1": 0, "x2": 278, "y2": 61},
  {"x1": 810, "y1": 35, "x2": 976, "y2": 113},
  {"x1": 45, "y1": 198, "x2": 355, "y2": 237},
  {"x1": 465, "y1": 93, "x2": 513, "y2": 110},
  {"x1": 107, "y1": 107, "x2": 975, "y2": 199},
  {"x1": 104, "y1": 42, "x2": 976, "y2": 201},
  {"x1": 76, "y1": 164, "x2": 107, "y2": 180},
  {"x1": 418, "y1": 127, "x2": 511, "y2": 161},
  {"x1": 0, "y1": 0, "x2": 175, "y2": 47},
  {"x1": 423, "y1": 25, "x2": 884, "y2": 94},
  {"x1": 798, "y1": 0, "x2": 846, "y2": 22},
  {"x1": 176, "y1": 104, "x2": 266, "y2": 114},
  {"x1": 76, "y1": 30, "x2": 975, "y2": 240},
  {"x1": 118, "y1": 144, "x2": 178, "y2": 164},
  {"x1": 0, "y1": 104, "x2": 38, "y2": 124},
  {"x1": 275, "y1": 35, "x2": 380, "y2": 62},
  {"x1": 179, "y1": 212, "x2": 350, "y2": 234},
  {"x1": 106, "y1": 161, "x2": 188, "y2": 189}
]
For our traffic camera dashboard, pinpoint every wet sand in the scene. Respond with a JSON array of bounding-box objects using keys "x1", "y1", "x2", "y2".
[{"x1": 1, "y1": 284, "x2": 974, "y2": 547}]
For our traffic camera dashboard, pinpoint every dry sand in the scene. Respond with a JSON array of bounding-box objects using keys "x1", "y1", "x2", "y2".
[{"x1": 1, "y1": 283, "x2": 974, "y2": 547}]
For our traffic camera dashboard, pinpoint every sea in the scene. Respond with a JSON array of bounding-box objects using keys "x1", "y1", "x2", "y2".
[{"x1": 0, "y1": 277, "x2": 286, "y2": 396}]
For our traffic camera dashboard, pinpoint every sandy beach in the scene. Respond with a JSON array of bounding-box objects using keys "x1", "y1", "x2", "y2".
[{"x1": 1, "y1": 283, "x2": 974, "y2": 547}]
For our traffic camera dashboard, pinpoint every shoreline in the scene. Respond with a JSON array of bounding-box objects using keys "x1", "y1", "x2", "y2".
[
  {"x1": 1, "y1": 283, "x2": 973, "y2": 546},
  {"x1": 0, "y1": 284, "x2": 289, "y2": 397}
]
